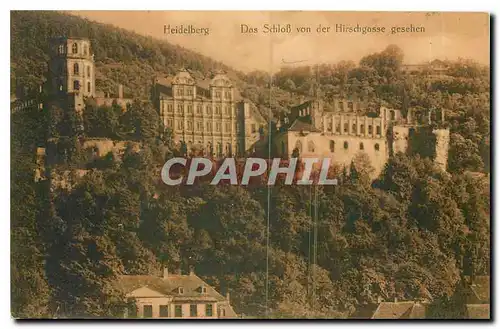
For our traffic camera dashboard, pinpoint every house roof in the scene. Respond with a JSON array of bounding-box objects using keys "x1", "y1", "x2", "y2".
[
  {"x1": 287, "y1": 118, "x2": 321, "y2": 133},
  {"x1": 117, "y1": 273, "x2": 226, "y2": 302},
  {"x1": 465, "y1": 304, "x2": 490, "y2": 319},
  {"x1": 371, "y1": 302, "x2": 426, "y2": 319}
]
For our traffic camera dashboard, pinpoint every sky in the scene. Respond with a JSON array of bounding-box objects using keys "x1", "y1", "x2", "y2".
[{"x1": 71, "y1": 11, "x2": 490, "y2": 73}]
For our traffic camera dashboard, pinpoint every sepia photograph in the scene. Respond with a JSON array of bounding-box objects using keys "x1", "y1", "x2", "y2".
[{"x1": 10, "y1": 10, "x2": 491, "y2": 320}]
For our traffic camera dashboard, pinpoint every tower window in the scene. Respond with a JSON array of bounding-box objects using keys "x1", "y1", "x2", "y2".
[
  {"x1": 360, "y1": 142, "x2": 364, "y2": 150},
  {"x1": 343, "y1": 141, "x2": 348, "y2": 150},
  {"x1": 73, "y1": 63, "x2": 79, "y2": 75},
  {"x1": 375, "y1": 143, "x2": 380, "y2": 151},
  {"x1": 307, "y1": 141, "x2": 315, "y2": 153},
  {"x1": 87, "y1": 82, "x2": 91, "y2": 93},
  {"x1": 73, "y1": 80, "x2": 80, "y2": 91},
  {"x1": 72, "y1": 43, "x2": 78, "y2": 54}
]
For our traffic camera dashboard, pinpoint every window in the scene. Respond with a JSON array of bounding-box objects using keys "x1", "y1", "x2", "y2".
[
  {"x1": 251, "y1": 124, "x2": 257, "y2": 133},
  {"x1": 179, "y1": 287, "x2": 184, "y2": 294},
  {"x1": 175, "y1": 305, "x2": 183, "y2": 317},
  {"x1": 86, "y1": 66, "x2": 90, "y2": 78},
  {"x1": 216, "y1": 122, "x2": 221, "y2": 132},
  {"x1": 179, "y1": 89, "x2": 184, "y2": 96},
  {"x1": 376, "y1": 126, "x2": 381, "y2": 135},
  {"x1": 295, "y1": 140, "x2": 302, "y2": 153},
  {"x1": 190, "y1": 304, "x2": 197, "y2": 317},
  {"x1": 196, "y1": 121, "x2": 203, "y2": 131},
  {"x1": 143, "y1": 305, "x2": 153, "y2": 318},
  {"x1": 215, "y1": 106, "x2": 221, "y2": 115},
  {"x1": 206, "y1": 122, "x2": 211, "y2": 132},
  {"x1": 177, "y1": 104, "x2": 183, "y2": 114},
  {"x1": 196, "y1": 104, "x2": 202, "y2": 114},
  {"x1": 352, "y1": 123, "x2": 356, "y2": 133},
  {"x1": 167, "y1": 104, "x2": 173, "y2": 113},
  {"x1": 368, "y1": 125, "x2": 373, "y2": 134},
  {"x1": 201, "y1": 286, "x2": 207, "y2": 294},
  {"x1": 308, "y1": 141, "x2": 315, "y2": 153},
  {"x1": 73, "y1": 63, "x2": 79, "y2": 75},
  {"x1": 329, "y1": 140, "x2": 335, "y2": 153},
  {"x1": 338, "y1": 101, "x2": 344, "y2": 110},
  {"x1": 348, "y1": 102, "x2": 354, "y2": 110},
  {"x1": 159, "y1": 305, "x2": 169, "y2": 318},
  {"x1": 344, "y1": 141, "x2": 348, "y2": 149},
  {"x1": 72, "y1": 43, "x2": 78, "y2": 54},
  {"x1": 73, "y1": 80, "x2": 80, "y2": 90},
  {"x1": 187, "y1": 105, "x2": 193, "y2": 114},
  {"x1": 187, "y1": 120, "x2": 193, "y2": 131},
  {"x1": 375, "y1": 143, "x2": 380, "y2": 151},
  {"x1": 206, "y1": 106, "x2": 212, "y2": 115},
  {"x1": 327, "y1": 122, "x2": 333, "y2": 132},
  {"x1": 336, "y1": 124, "x2": 340, "y2": 133},
  {"x1": 177, "y1": 120, "x2": 183, "y2": 130},
  {"x1": 217, "y1": 142, "x2": 223, "y2": 156},
  {"x1": 87, "y1": 82, "x2": 91, "y2": 93},
  {"x1": 225, "y1": 122, "x2": 231, "y2": 132},
  {"x1": 360, "y1": 124, "x2": 365, "y2": 133},
  {"x1": 390, "y1": 110, "x2": 396, "y2": 120},
  {"x1": 206, "y1": 304, "x2": 213, "y2": 317},
  {"x1": 187, "y1": 88, "x2": 193, "y2": 96},
  {"x1": 167, "y1": 119, "x2": 173, "y2": 127},
  {"x1": 224, "y1": 106, "x2": 230, "y2": 115},
  {"x1": 58, "y1": 44, "x2": 65, "y2": 54},
  {"x1": 344, "y1": 123, "x2": 348, "y2": 133},
  {"x1": 360, "y1": 142, "x2": 364, "y2": 150},
  {"x1": 215, "y1": 91, "x2": 221, "y2": 99}
]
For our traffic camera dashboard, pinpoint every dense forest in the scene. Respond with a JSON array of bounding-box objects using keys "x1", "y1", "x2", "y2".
[{"x1": 11, "y1": 11, "x2": 490, "y2": 319}]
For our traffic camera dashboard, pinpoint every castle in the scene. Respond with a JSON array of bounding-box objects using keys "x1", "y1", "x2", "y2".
[
  {"x1": 15, "y1": 37, "x2": 450, "y2": 183},
  {"x1": 273, "y1": 94, "x2": 450, "y2": 177}
]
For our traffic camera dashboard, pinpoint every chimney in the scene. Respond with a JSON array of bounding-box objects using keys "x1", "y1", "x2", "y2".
[
  {"x1": 118, "y1": 84, "x2": 123, "y2": 99},
  {"x1": 189, "y1": 266, "x2": 195, "y2": 276},
  {"x1": 163, "y1": 267, "x2": 168, "y2": 279}
]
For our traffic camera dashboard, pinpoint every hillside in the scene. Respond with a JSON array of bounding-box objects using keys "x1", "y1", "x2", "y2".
[{"x1": 10, "y1": 11, "x2": 248, "y2": 99}]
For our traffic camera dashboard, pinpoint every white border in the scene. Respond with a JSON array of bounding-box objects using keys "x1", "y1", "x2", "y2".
[{"x1": 2, "y1": 1, "x2": 498, "y2": 329}]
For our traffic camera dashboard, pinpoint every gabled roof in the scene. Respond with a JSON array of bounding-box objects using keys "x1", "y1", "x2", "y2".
[
  {"x1": 117, "y1": 273, "x2": 226, "y2": 302},
  {"x1": 371, "y1": 302, "x2": 426, "y2": 319},
  {"x1": 287, "y1": 118, "x2": 321, "y2": 133}
]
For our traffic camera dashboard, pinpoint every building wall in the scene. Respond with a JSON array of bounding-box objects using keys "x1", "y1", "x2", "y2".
[
  {"x1": 275, "y1": 131, "x2": 388, "y2": 177},
  {"x1": 433, "y1": 128, "x2": 450, "y2": 171},
  {"x1": 132, "y1": 298, "x2": 219, "y2": 319},
  {"x1": 392, "y1": 126, "x2": 410, "y2": 155}
]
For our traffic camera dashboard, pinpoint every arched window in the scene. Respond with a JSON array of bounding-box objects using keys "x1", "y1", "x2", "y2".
[
  {"x1": 73, "y1": 63, "x2": 79, "y2": 75},
  {"x1": 329, "y1": 140, "x2": 335, "y2": 153},
  {"x1": 72, "y1": 43, "x2": 78, "y2": 54},
  {"x1": 374, "y1": 143, "x2": 380, "y2": 151},
  {"x1": 295, "y1": 140, "x2": 302, "y2": 153},
  {"x1": 87, "y1": 82, "x2": 91, "y2": 93},
  {"x1": 307, "y1": 141, "x2": 315, "y2": 153},
  {"x1": 343, "y1": 141, "x2": 348, "y2": 149},
  {"x1": 73, "y1": 80, "x2": 80, "y2": 90},
  {"x1": 360, "y1": 142, "x2": 364, "y2": 150}
]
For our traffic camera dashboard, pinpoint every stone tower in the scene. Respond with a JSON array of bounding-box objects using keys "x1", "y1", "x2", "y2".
[{"x1": 48, "y1": 37, "x2": 95, "y2": 113}]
